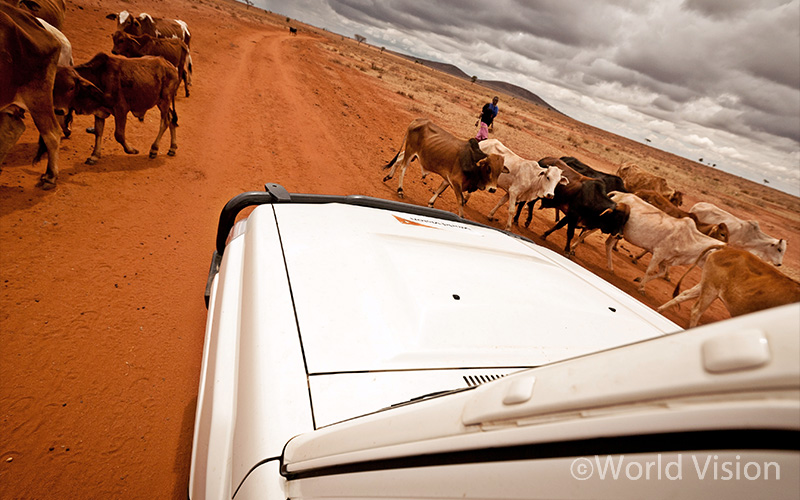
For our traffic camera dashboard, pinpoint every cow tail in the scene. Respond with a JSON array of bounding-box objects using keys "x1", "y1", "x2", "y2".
[
  {"x1": 671, "y1": 244, "x2": 725, "y2": 298},
  {"x1": 170, "y1": 93, "x2": 178, "y2": 127},
  {"x1": 383, "y1": 131, "x2": 408, "y2": 170}
]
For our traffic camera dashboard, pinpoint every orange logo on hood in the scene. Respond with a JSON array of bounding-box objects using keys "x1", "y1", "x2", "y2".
[{"x1": 393, "y1": 215, "x2": 436, "y2": 229}]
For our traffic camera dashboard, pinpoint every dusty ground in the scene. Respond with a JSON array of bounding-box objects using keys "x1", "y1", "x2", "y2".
[{"x1": 2, "y1": 0, "x2": 798, "y2": 498}]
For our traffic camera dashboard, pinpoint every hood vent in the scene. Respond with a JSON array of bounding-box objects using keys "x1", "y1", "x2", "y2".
[{"x1": 463, "y1": 374, "x2": 506, "y2": 387}]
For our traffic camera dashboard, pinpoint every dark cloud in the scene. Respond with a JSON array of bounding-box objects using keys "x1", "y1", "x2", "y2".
[{"x1": 254, "y1": 0, "x2": 800, "y2": 193}]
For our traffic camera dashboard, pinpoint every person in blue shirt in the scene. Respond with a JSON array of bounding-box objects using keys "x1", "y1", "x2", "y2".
[{"x1": 475, "y1": 96, "x2": 498, "y2": 141}]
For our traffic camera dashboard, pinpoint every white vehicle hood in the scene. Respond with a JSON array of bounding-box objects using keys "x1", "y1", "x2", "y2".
[{"x1": 274, "y1": 203, "x2": 679, "y2": 374}]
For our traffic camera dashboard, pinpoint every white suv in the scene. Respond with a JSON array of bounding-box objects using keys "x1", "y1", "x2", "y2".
[{"x1": 189, "y1": 183, "x2": 799, "y2": 499}]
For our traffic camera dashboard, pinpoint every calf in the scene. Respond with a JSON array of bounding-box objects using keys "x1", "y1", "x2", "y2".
[
  {"x1": 658, "y1": 247, "x2": 800, "y2": 327},
  {"x1": 617, "y1": 162, "x2": 683, "y2": 206},
  {"x1": 0, "y1": 3, "x2": 61, "y2": 188},
  {"x1": 478, "y1": 139, "x2": 568, "y2": 231},
  {"x1": 560, "y1": 156, "x2": 626, "y2": 193},
  {"x1": 52, "y1": 53, "x2": 179, "y2": 165},
  {"x1": 689, "y1": 202, "x2": 786, "y2": 266},
  {"x1": 604, "y1": 192, "x2": 725, "y2": 293},
  {"x1": 537, "y1": 158, "x2": 630, "y2": 255},
  {"x1": 289, "y1": 27, "x2": 297, "y2": 35},
  {"x1": 383, "y1": 118, "x2": 507, "y2": 218},
  {"x1": 112, "y1": 30, "x2": 191, "y2": 97}
]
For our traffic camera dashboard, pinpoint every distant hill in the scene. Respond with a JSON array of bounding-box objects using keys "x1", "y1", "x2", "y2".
[{"x1": 388, "y1": 51, "x2": 561, "y2": 113}]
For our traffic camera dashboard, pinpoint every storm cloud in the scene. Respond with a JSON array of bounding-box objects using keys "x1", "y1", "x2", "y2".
[{"x1": 254, "y1": 0, "x2": 800, "y2": 194}]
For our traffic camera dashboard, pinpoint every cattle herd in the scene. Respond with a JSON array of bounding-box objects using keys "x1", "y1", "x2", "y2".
[
  {"x1": 1, "y1": 0, "x2": 191, "y2": 186},
  {"x1": 1, "y1": 1, "x2": 797, "y2": 326},
  {"x1": 383, "y1": 118, "x2": 799, "y2": 325}
]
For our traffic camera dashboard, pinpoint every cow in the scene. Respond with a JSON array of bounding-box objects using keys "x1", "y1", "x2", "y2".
[
  {"x1": 477, "y1": 139, "x2": 568, "y2": 231},
  {"x1": 8, "y1": 0, "x2": 64, "y2": 30},
  {"x1": 34, "y1": 16, "x2": 73, "y2": 138},
  {"x1": 617, "y1": 162, "x2": 683, "y2": 206},
  {"x1": 689, "y1": 202, "x2": 787, "y2": 266},
  {"x1": 658, "y1": 247, "x2": 800, "y2": 327},
  {"x1": 635, "y1": 190, "x2": 727, "y2": 239},
  {"x1": 111, "y1": 30, "x2": 191, "y2": 97},
  {"x1": 289, "y1": 27, "x2": 297, "y2": 35},
  {"x1": 560, "y1": 156, "x2": 626, "y2": 193},
  {"x1": 110, "y1": 10, "x2": 191, "y2": 45},
  {"x1": 604, "y1": 192, "x2": 725, "y2": 293},
  {"x1": 0, "y1": 2, "x2": 61, "y2": 188},
  {"x1": 382, "y1": 118, "x2": 507, "y2": 218},
  {"x1": 536, "y1": 157, "x2": 630, "y2": 255},
  {"x1": 51, "y1": 53, "x2": 179, "y2": 165},
  {"x1": 109, "y1": 10, "x2": 192, "y2": 85}
]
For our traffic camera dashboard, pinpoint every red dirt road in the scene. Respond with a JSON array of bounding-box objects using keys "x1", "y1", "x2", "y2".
[{"x1": 2, "y1": 0, "x2": 797, "y2": 498}]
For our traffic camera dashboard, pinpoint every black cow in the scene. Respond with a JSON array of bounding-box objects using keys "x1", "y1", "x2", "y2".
[
  {"x1": 535, "y1": 158, "x2": 630, "y2": 255},
  {"x1": 560, "y1": 156, "x2": 626, "y2": 193}
]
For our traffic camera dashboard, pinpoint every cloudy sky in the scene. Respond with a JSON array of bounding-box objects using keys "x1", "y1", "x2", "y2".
[{"x1": 251, "y1": 0, "x2": 800, "y2": 196}]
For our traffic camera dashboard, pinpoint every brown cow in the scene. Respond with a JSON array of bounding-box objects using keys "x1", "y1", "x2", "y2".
[
  {"x1": 52, "y1": 53, "x2": 179, "y2": 165},
  {"x1": 109, "y1": 10, "x2": 192, "y2": 86},
  {"x1": 658, "y1": 247, "x2": 800, "y2": 327},
  {"x1": 382, "y1": 118, "x2": 507, "y2": 218},
  {"x1": 617, "y1": 162, "x2": 683, "y2": 206},
  {"x1": 0, "y1": 3, "x2": 61, "y2": 188},
  {"x1": 112, "y1": 30, "x2": 191, "y2": 97},
  {"x1": 7, "y1": 0, "x2": 64, "y2": 30}
]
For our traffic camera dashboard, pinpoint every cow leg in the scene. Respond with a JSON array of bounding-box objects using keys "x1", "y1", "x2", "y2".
[
  {"x1": 149, "y1": 103, "x2": 173, "y2": 158},
  {"x1": 657, "y1": 283, "x2": 702, "y2": 314},
  {"x1": 631, "y1": 248, "x2": 650, "y2": 265},
  {"x1": 512, "y1": 201, "x2": 525, "y2": 225},
  {"x1": 182, "y1": 68, "x2": 190, "y2": 97},
  {"x1": 564, "y1": 219, "x2": 576, "y2": 255},
  {"x1": 605, "y1": 234, "x2": 619, "y2": 271},
  {"x1": 86, "y1": 115, "x2": 107, "y2": 165},
  {"x1": 637, "y1": 252, "x2": 669, "y2": 294},
  {"x1": 428, "y1": 179, "x2": 450, "y2": 209},
  {"x1": 28, "y1": 107, "x2": 61, "y2": 189},
  {"x1": 525, "y1": 200, "x2": 536, "y2": 227},
  {"x1": 113, "y1": 111, "x2": 138, "y2": 155},
  {"x1": 503, "y1": 192, "x2": 517, "y2": 230},
  {"x1": 487, "y1": 192, "x2": 508, "y2": 222},
  {"x1": 688, "y1": 284, "x2": 721, "y2": 327},
  {"x1": 571, "y1": 228, "x2": 599, "y2": 252},
  {"x1": 541, "y1": 215, "x2": 568, "y2": 241},
  {"x1": 450, "y1": 182, "x2": 466, "y2": 218}
]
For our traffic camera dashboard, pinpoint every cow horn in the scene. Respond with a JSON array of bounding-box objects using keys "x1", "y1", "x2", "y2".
[{"x1": 599, "y1": 208, "x2": 613, "y2": 216}]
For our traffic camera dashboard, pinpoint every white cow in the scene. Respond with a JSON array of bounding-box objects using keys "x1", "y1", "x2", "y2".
[
  {"x1": 605, "y1": 192, "x2": 725, "y2": 293},
  {"x1": 478, "y1": 139, "x2": 568, "y2": 231},
  {"x1": 689, "y1": 202, "x2": 786, "y2": 265}
]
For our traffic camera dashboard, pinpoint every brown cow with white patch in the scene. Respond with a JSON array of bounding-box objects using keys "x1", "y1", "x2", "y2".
[
  {"x1": 658, "y1": 247, "x2": 800, "y2": 327},
  {"x1": 109, "y1": 10, "x2": 192, "y2": 85},
  {"x1": 52, "y1": 53, "x2": 179, "y2": 165},
  {"x1": 0, "y1": 2, "x2": 61, "y2": 188},
  {"x1": 112, "y1": 30, "x2": 191, "y2": 97},
  {"x1": 383, "y1": 118, "x2": 507, "y2": 218},
  {"x1": 617, "y1": 162, "x2": 683, "y2": 206}
]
